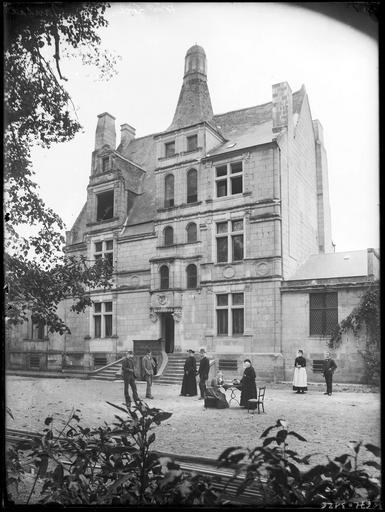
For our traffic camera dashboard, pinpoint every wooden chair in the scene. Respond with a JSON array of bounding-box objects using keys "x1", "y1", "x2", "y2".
[{"x1": 247, "y1": 386, "x2": 266, "y2": 414}]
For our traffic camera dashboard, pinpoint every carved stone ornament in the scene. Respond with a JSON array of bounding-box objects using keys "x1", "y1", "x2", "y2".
[
  {"x1": 172, "y1": 308, "x2": 182, "y2": 322},
  {"x1": 255, "y1": 261, "x2": 269, "y2": 276},
  {"x1": 149, "y1": 310, "x2": 158, "y2": 323},
  {"x1": 158, "y1": 295, "x2": 168, "y2": 306},
  {"x1": 223, "y1": 266, "x2": 235, "y2": 279}
]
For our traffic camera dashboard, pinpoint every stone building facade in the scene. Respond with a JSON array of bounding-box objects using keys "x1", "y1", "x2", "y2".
[{"x1": 7, "y1": 46, "x2": 378, "y2": 382}]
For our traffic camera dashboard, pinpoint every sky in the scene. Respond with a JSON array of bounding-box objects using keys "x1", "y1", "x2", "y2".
[{"x1": 30, "y1": 2, "x2": 379, "y2": 252}]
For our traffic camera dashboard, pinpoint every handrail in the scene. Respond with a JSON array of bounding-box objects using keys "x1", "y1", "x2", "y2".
[{"x1": 88, "y1": 357, "x2": 125, "y2": 375}]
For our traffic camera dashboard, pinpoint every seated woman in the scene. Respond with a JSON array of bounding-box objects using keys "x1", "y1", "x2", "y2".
[
  {"x1": 204, "y1": 379, "x2": 229, "y2": 409},
  {"x1": 240, "y1": 359, "x2": 257, "y2": 407}
]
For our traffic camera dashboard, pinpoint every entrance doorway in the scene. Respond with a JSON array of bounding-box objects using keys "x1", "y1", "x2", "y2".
[{"x1": 160, "y1": 313, "x2": 175, "y2": 353}]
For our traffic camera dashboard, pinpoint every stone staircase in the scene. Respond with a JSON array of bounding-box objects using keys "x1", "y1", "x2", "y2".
[
  {"x1": 154, "y1": 353, "x2": 188, "y2": 385},
  {"x1": 88, "y1": 360, "x2": 124, "y2": 381}
]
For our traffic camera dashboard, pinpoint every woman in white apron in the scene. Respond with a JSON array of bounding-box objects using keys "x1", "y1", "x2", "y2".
[{"x1": 293, "y1": 349, "x2": 307, "y2": 394}]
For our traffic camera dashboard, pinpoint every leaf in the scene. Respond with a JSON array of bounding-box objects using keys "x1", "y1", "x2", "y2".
[
  {"x1": 288, "y1": 431, "x2": 307, "y2": 442},
  {"x1": 38, "y1": 454, "x2": 49, "y2": 477},
  {"x1": 218, "y1": 446, "x2": 243, "y2": 461},
  {"x1": 44, "y1": 416, "x2": 53, "y2": 426},
  {"x1": 52, "y1": 464, "x2": 64, "y2": 486},
  {"x1": 148, "y1": 433, "x2": 155, "y2": 445},
  {"x1": 260, "y1": 425, "x2": 277, "y2": 438},
  {"x1": 106, "y1": 401, "x2": 128, "y2": 413},
  {"x1": 334, "y1": 454, "x2": 350, "y2": 464},
  {"x1": 262, "y1": 436, "x2": 277, "y2": 447},
  {"x1": 363, "y1": 461, "x2": 381, "y2": 470},
  {"x1": 364, "y1": 443, "x2": 381, "y2": 457},
  {"x1": 276, "y1": 429, "x2": 288, "y2": 445}
]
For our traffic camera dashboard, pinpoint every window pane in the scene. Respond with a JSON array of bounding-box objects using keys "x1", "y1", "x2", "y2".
[
  {"x1": 216, "y1": 165, "x2": 227, "y2": 177},
  {"x1": 104, "y1": 315, "x2": 112, "y2": 337},
  {"x1": 217, "y1": 237, "x2": 228, "y2": 263},
  {"x1": 94, "y1": 303, "x2": 102, "y2": 313},
  {"x1": 310, "y1": 293, "x2": 324, "y2": 309},
  {"x1": 217, "y1": 180, "x2": 227, "y2": 197},
  {"x1": 187, "y1": 169, "x2": 198, "y2": 203},
  {"x1": 106, "y1": 240, "x2": 113, "y2": 251},
  {"x1": 187, "y1": 223, "x2": 197, "y2": 243},
  {"x1": 164, "y1": 174, "x2": 174, "y2": 208},
  {"x1": 232, "y1": 293, "x2": 244, "y2": 305},
  {"x1": 216, "y1": 222, "x2": 228, "y2": 234},
  {"x1": 217, "y1": 294, "x2": 228, "y2": 306},
  {"x1": 325, "y1": 309, "x2": 338, "y2": 334},
  {"x1": 94, "y1": 316, "x2": 101, "y2": 337},
  {"x1": 164, "y1": 226, "x2": 174, "y2": 246},
  {"x1": 232, "y1": 235, "x2": 244, "y2": 261},
  {"x1": 310, "y1": 309, "x2": 323, "y2": 335},
  {"x1": 232, "y1": 219, "x2": 243, "y2": 232},
  {"x1": 160, "y1": 266, "x2": 169, "y2": 289},
  {"x1": 186, "y1": 264, "x2": 197, "y2": 288},
  {"x1": 96, "y1": 190, "x2": 114, "y2": 221},
  {"x1": 232, "y1": 308, "x2": 244, "y2": 334},
  {"x1": 104, "y1": 302, "x2": 113, "y2": 312},
  {"x1": 230, "y1": 162, "x2": 242, "y2": 174},
  {"x1": 231, "y1": 175, "x2": 243, "y2": 194},
  {"x1": 95, "y1": 254, "x2": 102, "y2": 262},
  {"x1": 326, "y1": 292, "x2": 338, "y2": 308},
  {"x1": 95, "y1": 242, "x2": 103, "y2": 252},
  {"x1": 187, "y1": 135, "x2": 198, "y2": 152},
  {"x1": 105, "y1": 253, "x2": 113, "y2": 267},
  {"x1": 217, "y1": 310, "x2": 228, "y2": 335},
  {"x1": 165, "y1": 141, "x2": 175, "y2": 157}
]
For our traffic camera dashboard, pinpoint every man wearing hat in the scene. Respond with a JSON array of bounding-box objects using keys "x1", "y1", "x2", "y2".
[
  {"x1": 323, "y1": 352, "x2": 337, "y2": 395},
  {"x1": 121, "y1": 350, "x2": 140, "y2": 406},
  {"x1": 198, "y1": 348, "x2": 210, "y2": 400},
  {"x1": 180, "y1": 349, "x2": 197, "y2": 396}
]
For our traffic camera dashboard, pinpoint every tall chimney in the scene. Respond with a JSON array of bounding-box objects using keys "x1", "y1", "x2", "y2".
[
  {"x1": 95, "y1": 112, "x2": 116, "y2": 150},
  {"x1": 272, "y1": 82, "x2": 293, "y2": 134},
  {"x1": 120, "y1": 123, "x2": 136, "y2": 146}
]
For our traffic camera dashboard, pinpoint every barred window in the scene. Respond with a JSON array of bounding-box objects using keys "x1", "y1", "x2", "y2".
[
  {"x1": 309, "y1": 292, "x2": 338, "y2": 336},
  {"x1": 216, "y1": 293, "x2": 244, "y2": 336}
]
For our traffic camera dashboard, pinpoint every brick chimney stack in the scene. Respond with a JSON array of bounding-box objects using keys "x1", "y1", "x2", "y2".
[
  {"x1": 95, "y1": 112, "x2": 116, "y2": 150},
  {"x1": 120, "y1": 123, "x2": 136, "y2": 146},
  {"x1": 272, "y1": 82, "x2": 293, "y2": 134}
]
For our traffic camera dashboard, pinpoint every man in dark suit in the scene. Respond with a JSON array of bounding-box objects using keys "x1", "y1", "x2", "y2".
[
  {"x1": 122, "y1": 350, "x2": 140, "y2": 406},
  {"x1": 198, "y1": 348, "x2": 210, "y2": 400},
  {"x1": 323, "y1": 352, "x2": 337, "y2": 395}
]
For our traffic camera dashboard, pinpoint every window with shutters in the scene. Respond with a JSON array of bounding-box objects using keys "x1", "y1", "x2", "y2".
[
  {"x1": 96, "y1": 190, "x2": 114, "y2": 221},
  {"x1": 186, "y1": 222, "x2": 197, "y2": 243},
  {"x1": 163, "y1": 226, "x2": 174, "y2": 246},
  {"x1": 93, "y1": 301, "x2": 113, "y2": 338},
  {"x1": 186, "y1": 264, "x2": 197, "y2": 288},
  {"x1": 216, "y1": 219, "x2": 244, "y2": 263},
  {"x1": 215, "y1": 161, "x2": 243, "y2": 198},
  {"x1": 187, "y1": 168, "x2": 198, "y2": 203},
  {"x1": 164, "y1": 174, "x2": 175, "y2": 208},
  {"x1": 160, "y1": 265, "x2": 169, "y2": 289},
  {"x1": 216, "y1": 293, "x2": 244, "y2": 336},
  {"x1": 309, "y1": 292, "x2": 338, "y2": 336}
]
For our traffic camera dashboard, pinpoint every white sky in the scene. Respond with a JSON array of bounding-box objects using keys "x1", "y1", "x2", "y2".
[{"x1": 30, "y1": 2, "x2": 379, "y2": 252}]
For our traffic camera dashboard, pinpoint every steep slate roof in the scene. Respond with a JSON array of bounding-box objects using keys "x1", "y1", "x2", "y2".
[
  {"x1": 288, "y1": 250, "x2": 370, "y2": 281},
  {"x1": 115, "y1": 88, "x2": 305, "y2": 229}
]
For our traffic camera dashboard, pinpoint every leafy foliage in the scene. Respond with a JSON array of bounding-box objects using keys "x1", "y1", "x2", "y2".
[
  {"x1": 4, "y1": 3, "x2": 118, "y2": 332},
  {"x1": 328, "y1": 281, "x2": 380, "y2": 384},
  {"x1": 6, "y1": 411, "x2": 381, "y2": 507}
]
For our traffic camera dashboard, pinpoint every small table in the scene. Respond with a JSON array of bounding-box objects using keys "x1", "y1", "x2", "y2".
[{"x1": 223, "y1": 383, "x2": 242, "y2": 406}]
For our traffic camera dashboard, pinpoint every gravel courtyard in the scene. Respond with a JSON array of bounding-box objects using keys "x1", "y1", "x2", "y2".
[{"x1": 6, "y1": 375, "x2": 380, "y2": 467}]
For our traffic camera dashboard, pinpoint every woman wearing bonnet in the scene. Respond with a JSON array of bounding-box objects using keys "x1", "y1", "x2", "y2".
[
  {"x1": 239, "y1": 359, "x2": 257, "y2": 406},
  {"x1": 292, "y1": 349, "x2": 307, "y2": 394}
]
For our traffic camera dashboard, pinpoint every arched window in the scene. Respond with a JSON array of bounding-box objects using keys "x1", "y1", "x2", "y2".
[
  {"x1": 160, "y1": 265, "x2": 169, "y2": 289},
  {"x1": 164, "y1": 226, "x2": 174, "y2": 246},
  {"x1": 186, "y1": 264, "x2": 197, "y2": 289},
  {"x1": 186, "y1": 222, "x2": 197, "y2": 243},
  {"x1": 187, "y1": 169, "x2": 197, "y2": 203},
  {"x1": 164, "y1": 174, "x2": 174, "y2": 208}
]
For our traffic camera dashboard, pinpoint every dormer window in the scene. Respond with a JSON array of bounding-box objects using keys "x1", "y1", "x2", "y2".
[
  {"x1": 187, "y1": 134, "x2": 198, "y2": 152},
  {"x1": 96, "y1": 190, "x2": 114, "y2": 221},
  {"x1": 165, "y1": 141, "x2": 175, "y2": 158},
  {"x1": 102, "y1": 156, "x2": 109, "y2": 173}
]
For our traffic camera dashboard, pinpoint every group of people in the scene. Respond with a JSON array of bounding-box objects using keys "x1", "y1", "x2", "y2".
[
  {"x1": 292, "y1": 349, "x2": 338, "y2": 396},
  {"x1": 121, "y1": 346, "x2": 338, "y2": 407}
]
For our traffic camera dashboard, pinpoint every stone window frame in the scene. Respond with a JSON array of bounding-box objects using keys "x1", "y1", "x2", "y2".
[
  {"x1": 309, "y1": 292, "x2": 338, "y2": 336},
  {"x1": 215, "y1": 218, "x2": 244, "y2": 263},
  {"x1": 159, "y1": 265, "x2": 170, "y2": 290},
  {"x1": 164, "y1": 140, "x2": 176, "y2": 158},
  {"x1": 96, "y1": 189, "x2": 114, "y2": 221},
  {"x1": 186, "y1": 263, "x2": 198, "y2": 289},
  {"x1": 163, "y1": 226, "x2": 174, "y2": 246},
  {"x1": 215, "y1": 160, "x2": 243, "y2": 198},
  {"x1": 164, "y1": 173, "x2": 175, "y2": 208},
  {"x1": 93, "y1": 301, "x2": 113, "y2": 338},
  {"x1": 216, "y1": 292, "x2": 244, "y2": 336},
  {"x1": 31, "y1": 317, "x2": 46, "y2": 340},
  {"x1": 186, "y1": 168, "x2": 198, "y2": 203},
  {"x1": 186, "y1": 222, "x2": 198, "y2": 243},
  {"x1": 101, "y1": 155, "x2": 110, "y2": 173},
  {"x1": 186, "y1": 134, "x2": 198, "y2": 152},
  {"x1": 94, "y1": 239, "x2": 114, "y2": 267}
]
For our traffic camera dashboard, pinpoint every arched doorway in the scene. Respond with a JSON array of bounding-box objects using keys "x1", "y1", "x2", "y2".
[{"x1": 160, "y1": 312, "x2": 175, "y2": 353}]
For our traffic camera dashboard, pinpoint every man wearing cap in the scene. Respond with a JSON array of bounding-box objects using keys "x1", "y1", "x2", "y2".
[
  {"x1": 121, "y1": 350, "x2": 140, "y2": 406},
  {"x1": 197, "y1": 348, "x2": 210, "y2": 400},
  {"x1": 142, "y1": 347, "x2": 156, "y2": 399},
  {"x1": 323, "y1": 352, "x2": 337, "y2": 396},
  {"x1": 180, "y1": 349, "x2": 197, "y2": 396}
]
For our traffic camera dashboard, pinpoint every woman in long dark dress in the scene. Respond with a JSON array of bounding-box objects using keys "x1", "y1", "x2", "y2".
[
  {"x1": 240, "y1": 359, "x2": 257, "y2": 406},
  {"x1": 180, "y1": 349, "x2": 197, "y2": 396},
  {"x1": 292, "y1": 349, "x2": 307, "y2": 394}
]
